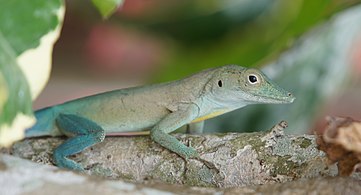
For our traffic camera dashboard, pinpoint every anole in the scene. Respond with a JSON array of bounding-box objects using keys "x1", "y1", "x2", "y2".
[{"x1": 26, "y1": 65, "x2": 295, "y2": 171}]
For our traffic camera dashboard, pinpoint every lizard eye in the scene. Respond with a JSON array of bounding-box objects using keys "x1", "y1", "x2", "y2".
[
  {"x1": 248, "y1": 74, "x2": 258, "y2": 84},
  {"x1": 218, "y1": 80, "x2": 223, "y2": 87}
]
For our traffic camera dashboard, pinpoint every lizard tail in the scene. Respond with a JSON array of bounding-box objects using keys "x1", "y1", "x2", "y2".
[{"x1": 25, "y1": 107, "x2": 59, "y2": 138}]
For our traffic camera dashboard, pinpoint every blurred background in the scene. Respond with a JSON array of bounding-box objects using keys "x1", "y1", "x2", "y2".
[{"x1": 34, "y1": 0, "x2": 361, "y2": 134}]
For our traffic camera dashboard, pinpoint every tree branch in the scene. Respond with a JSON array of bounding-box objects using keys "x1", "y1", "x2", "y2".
[
  {"x1": 2, "y1": 154, "x2": 361, "y2": 194},
  {"x1": 4, "y1": 124, "x2": 355, "y2": 188}
]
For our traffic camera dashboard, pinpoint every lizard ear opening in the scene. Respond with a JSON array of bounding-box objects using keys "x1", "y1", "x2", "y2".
[{"x1": 218, "y1": 80, "x2": 223, "y2": 87}]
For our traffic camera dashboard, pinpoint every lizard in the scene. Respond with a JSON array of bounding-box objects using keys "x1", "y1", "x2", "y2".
[{"x1": 25, "y1": 65, "x2": 295, "y2": 171}]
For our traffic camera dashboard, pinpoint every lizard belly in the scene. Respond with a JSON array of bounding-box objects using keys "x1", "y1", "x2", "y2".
[{"x1": 90, "y1": 107, "x2": 168, "y2": 133}]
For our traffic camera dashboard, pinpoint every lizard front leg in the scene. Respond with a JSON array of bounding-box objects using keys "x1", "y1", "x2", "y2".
[
  {"x1": 150, "y1": 104, "x2": 200, "y2": 159},
  {"x1": 53, "y1": 114, "x2": 105, "y2": 171}
]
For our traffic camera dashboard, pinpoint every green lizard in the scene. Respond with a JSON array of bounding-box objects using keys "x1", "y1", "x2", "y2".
[{"x1": 26, "y1": 65, "x2": 295, "y2": 171}]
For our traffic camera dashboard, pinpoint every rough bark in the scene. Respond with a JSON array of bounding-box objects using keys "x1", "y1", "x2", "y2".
[
  {"x1": 3, "y1": 124, "x2": 360, "y2": 188},
  {"x1": 2, "y1": 154, "x2": 361, "y2": 195}
]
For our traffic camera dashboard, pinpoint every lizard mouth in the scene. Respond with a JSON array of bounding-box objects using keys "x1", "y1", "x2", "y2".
[{"x1": 257, "y1": 93, "x2": 295, "y2": 104}]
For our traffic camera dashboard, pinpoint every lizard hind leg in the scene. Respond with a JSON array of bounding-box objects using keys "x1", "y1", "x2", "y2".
[{"x1": 53, "y1": 114, "x2": 105, "y2": 171}]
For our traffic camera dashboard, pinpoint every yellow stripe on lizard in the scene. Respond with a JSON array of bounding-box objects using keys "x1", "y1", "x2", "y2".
[{"x1": 191, "y1": 110, "x2": 229, "y2": 123}]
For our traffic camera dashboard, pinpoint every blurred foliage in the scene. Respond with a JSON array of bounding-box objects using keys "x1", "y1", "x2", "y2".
[
  {"x1": 207, "y1": 4, "x2": 361, "y2": 133},
  {"x1": 92, "y1": 0, "x2": 124, "y2": 19},
  {"x1": 64, "y1": 0, "x2": 360, "y2": 80},
  {"x1": 148, "y1": 0, "x2": 361, "y2": 81}
]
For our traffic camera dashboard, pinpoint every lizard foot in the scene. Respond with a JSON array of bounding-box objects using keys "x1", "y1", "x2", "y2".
[{"x1": 53, "y1": 150, "x2": 85, "y2": 171}]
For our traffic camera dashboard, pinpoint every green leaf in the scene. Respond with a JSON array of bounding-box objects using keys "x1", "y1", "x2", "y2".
[
  {"x1": 0, "y1": 30, "x2": 32, "y2": 123},
  {"x1": 92, "y1": 0, "x2": 124, "y2": 19},
  {"x1": 0, "y1": 31, "x2": 34, "y2": 146},
  {"x1": 0, "y1": 0, "x2": 64, "y2": 146},
  {"x1": 0, "y1": 0, "x2": 62, "y2": 56},
  {"x1": 0, "y1": 71, "x2": 8, "y2": 114}
]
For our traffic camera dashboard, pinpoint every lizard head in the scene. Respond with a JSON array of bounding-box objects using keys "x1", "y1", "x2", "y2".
[{"x1": 206, "y1": 65, "x2": 295, "y2": 107}]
